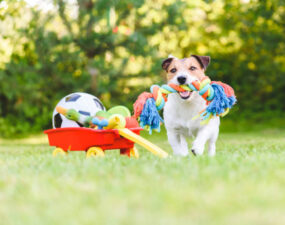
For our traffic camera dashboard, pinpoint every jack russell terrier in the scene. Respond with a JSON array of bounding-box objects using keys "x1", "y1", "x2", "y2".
[{"x1": 162, "y1": 55, "x2": 220, "y2": 157}]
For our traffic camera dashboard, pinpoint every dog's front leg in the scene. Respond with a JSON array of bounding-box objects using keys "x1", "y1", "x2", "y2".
[
  {"x1": 179, "y1": 135, "x2": 189, "y2": 156},
  {"x1": 167, "y1": 129, "x2": 189, "y2": 156},
  {"x1": 207, "y1": 132, "x2": 219, "y2": 156},
  {"x1": 191, "y1": 128, "x2": 209, "y2": 156}
]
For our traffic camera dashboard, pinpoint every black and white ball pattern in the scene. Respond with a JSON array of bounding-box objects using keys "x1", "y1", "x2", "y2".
[{"x1": 52, "y1": 92, "x2": 105, "y2": 128}]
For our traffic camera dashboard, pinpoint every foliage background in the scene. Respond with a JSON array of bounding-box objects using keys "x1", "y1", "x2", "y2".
[{"x1": 0, "y1": 0, "x2": 284, "y2": 137}]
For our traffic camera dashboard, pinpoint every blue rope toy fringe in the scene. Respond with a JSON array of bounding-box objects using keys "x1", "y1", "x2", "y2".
[{"x1": 139, "y1": 98, "x2": 163, "y2": 134}]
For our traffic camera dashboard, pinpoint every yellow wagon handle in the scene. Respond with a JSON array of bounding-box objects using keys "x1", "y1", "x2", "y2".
[
  {"x1": 105, "y1": 114, "x2": 168, "y2": 158},
  {"x1": 118, "y1": 128, "x2": 168, "y2": 158}
]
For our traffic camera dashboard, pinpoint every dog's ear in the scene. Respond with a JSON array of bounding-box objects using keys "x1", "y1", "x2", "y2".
[
  {"x1": 191, "y1": 55, "x2": 211, "y2": 70},
  {"x1": 162, "y1": 57, "x2": 174, "y2": 71}
]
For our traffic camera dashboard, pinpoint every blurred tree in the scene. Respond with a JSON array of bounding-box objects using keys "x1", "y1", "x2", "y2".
[
  {"x1": 215, "y1": 0, "x2": 285, "y2": 114},
  {"x1": 0, "y1": 0, "x2": 284, "y2": 137},
  {"x1": 0, "y1": 0, "x2": 187, "y2": 136}
]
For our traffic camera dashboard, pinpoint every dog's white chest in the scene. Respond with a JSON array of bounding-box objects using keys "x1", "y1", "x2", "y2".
[{"x1": 163, "y1": 93, "x2": 206, "y2": 136}]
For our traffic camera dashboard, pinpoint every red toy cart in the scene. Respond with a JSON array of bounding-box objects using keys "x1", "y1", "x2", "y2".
[{"x1": 44, "y1": 127, "x2": 142, "y2": 158}]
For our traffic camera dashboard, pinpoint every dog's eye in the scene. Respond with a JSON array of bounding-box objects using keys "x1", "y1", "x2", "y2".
[
  {"x1": 190, "y1": 66, "x2": 197, "y2": 71},
  {"x1": 170, "y1": 68, "x2": 177, "y2": 73}
]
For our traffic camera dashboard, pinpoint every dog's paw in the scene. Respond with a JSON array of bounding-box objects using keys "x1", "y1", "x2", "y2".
[
  {"x1": 191, "y1": 148, "x2": 203, "y2": 156},
  {"x1": 208, "y1": 144, "x2": 216, "y2": 157},
  {"x1": 208, "y1": 151, "x2": 216, "y2": 157}
]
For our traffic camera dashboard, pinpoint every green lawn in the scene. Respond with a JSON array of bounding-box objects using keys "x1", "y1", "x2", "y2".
[{"x1": 0, "y1": 128, "x2": 285, "y2": 225}]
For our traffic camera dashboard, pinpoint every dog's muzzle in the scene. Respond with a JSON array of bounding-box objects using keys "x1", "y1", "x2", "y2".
[{"x1": 176, "y1": 75, "x2": 192, "y2": 99}]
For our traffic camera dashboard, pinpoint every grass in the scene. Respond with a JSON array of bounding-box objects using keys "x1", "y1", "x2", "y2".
[{"x1": 0, "y1": 128, "x2": 285, "y2": 225}]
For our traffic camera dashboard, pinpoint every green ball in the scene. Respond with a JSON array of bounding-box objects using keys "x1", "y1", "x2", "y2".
[{"x1": 107, "y1": 106, "x2": 131, "y2": 118}]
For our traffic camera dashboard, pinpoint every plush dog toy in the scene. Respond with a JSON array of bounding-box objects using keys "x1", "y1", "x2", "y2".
[{"x1": 133, "y1": 76, "x2": 236, "y2": 133}]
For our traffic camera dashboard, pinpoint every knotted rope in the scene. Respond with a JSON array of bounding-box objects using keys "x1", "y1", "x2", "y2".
[{"x1": 133, "y1": 76, "x2": 236, "y2": 133}]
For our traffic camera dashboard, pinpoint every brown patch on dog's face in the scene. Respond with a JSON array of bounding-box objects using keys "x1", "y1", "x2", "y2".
[
  {"x1": 176, "y1": 58, "x2": 203, "y2": 80},
  {"x1": 162, "y1": 56, "x2": 210, "y2": 82},
  {"x1": 161, "y1": 55, "x2": 211, "y2": 100}
]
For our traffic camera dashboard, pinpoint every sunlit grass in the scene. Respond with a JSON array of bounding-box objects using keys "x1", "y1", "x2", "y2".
[{"x1": 0, "y1": 129, "x2": 285, "y2": 225}]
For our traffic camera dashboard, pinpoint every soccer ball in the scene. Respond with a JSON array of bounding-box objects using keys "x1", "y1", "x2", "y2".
[{"x1": 52, "y1": 92, "x2": 105, "y2": 128}]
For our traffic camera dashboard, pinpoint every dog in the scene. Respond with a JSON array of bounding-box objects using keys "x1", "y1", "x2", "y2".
[{"x1": 162, "y1": 55, "x2": 220, "y2": 156}]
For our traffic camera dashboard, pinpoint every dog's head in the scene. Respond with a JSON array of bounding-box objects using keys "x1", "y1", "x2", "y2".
[{"x1": 162, "y1": 55, "x2": 210, "y2": 100}]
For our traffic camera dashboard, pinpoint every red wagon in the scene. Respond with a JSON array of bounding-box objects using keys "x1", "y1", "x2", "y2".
[{"x1": 44, "y1": 127, "x2": 142, "y2": 158}]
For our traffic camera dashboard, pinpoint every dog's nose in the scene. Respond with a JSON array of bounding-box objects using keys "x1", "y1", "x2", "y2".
[{"x1": 177, "y1": 76, "x2": 186, "y2": 85}]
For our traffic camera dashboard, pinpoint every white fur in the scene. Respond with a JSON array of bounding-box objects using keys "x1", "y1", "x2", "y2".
[
  {"x1": 164, "y1": 73, "x2": 220, "y2": 157},
  {"x1": 168, "y1": 54, "x2": 178, "y2": 59}
]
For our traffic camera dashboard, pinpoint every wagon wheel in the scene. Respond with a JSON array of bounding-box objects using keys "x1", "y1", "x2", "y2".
[
  {"x1": 86, "y1": 147, "x2": 105, "y2": 158},
  {"x1": 53, "y1": 147, "x2": 68, "y2": 157},
  {"x1": 130, "y1": 147, "x2": 139, "y2": 158}
]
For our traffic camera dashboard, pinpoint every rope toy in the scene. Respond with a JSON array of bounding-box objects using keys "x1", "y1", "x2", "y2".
[{"x1": 133, "y1": 76, "x2": 236, "y2": 133}]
